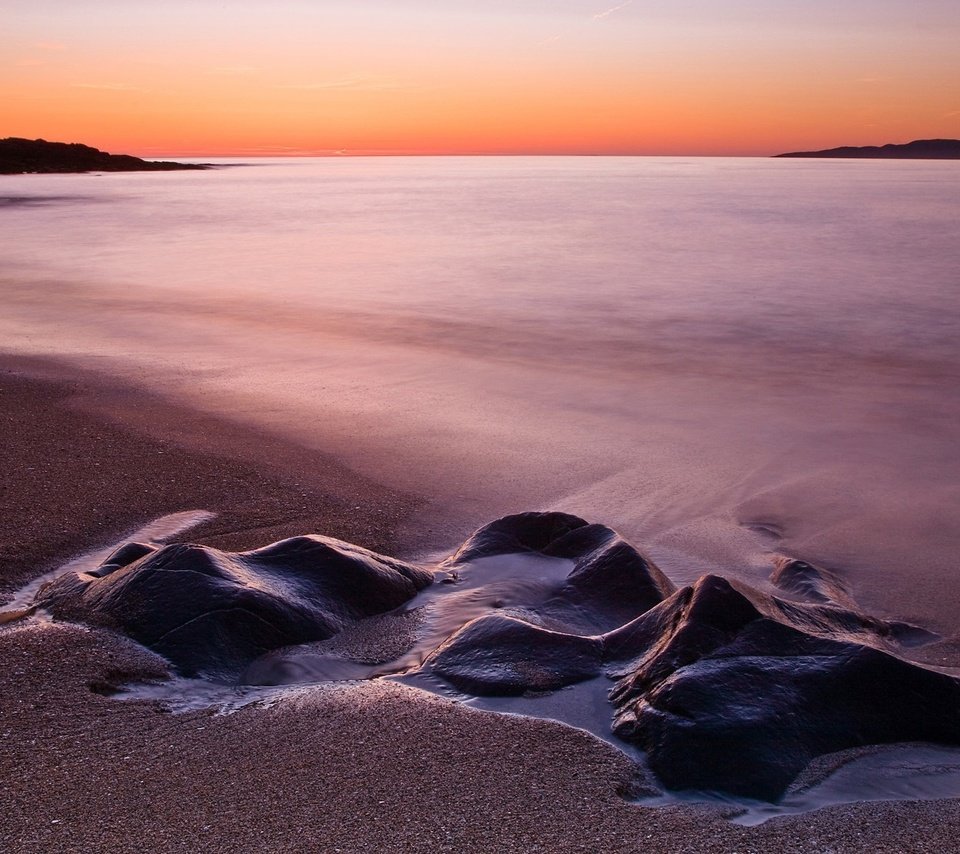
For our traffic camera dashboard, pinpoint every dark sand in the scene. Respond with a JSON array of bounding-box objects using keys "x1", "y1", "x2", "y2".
[{"x1": 3, "y1": 356, "x2": 960, "y2": 852}]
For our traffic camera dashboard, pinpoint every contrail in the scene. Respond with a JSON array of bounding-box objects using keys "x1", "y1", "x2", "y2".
[{"x1": 593, "y1": 0, "x2": 633, "y2": 20}]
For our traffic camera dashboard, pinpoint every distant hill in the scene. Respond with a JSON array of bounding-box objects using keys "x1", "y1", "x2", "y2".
[
  {"x1": 0, "y1": 137, "x2": 211, "y2": 174},
  {"x1": 775, "y1": 139, "x2": 960, "y2": 159}
]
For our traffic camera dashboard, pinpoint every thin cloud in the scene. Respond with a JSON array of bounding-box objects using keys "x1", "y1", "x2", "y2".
[{"x1": 593, "y1": 0, "x2": 633, "y2": 20}]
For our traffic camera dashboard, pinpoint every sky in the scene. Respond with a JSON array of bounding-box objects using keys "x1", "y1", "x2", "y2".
[{"x1": 2, "y1": 0, "x2": 959, "y2": 156}]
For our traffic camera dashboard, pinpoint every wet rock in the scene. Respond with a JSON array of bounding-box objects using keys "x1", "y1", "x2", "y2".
[
  {"x1": 607, "y1": 575, "x2": 960, "y2": 800},
  {"x1": 87, "y1": 542, "x2": 157, "y2": 578},
  {"x1": 428, "y1": 614, "x2": 603, "y2": 695},
  {"x1": 35, "y1": 535, "x2": 432, "y2": 679},
  {"x1": 770, "y1": 556, "x2": 854, "y2": 607},
  {"x1": 28, "y1": 511, "x2": 960, "y2": 803},
  {"x1": 547, "y1": 532, "x2": 675, "y2": 633},
  {"x1": 449, "y1": 511, "x2": 595, "y2": 563},
  {"x1": 451, "y1": 512, "x2": 675, "y2": 634}
]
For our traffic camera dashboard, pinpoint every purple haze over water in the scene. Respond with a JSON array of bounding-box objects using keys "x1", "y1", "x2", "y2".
[{"x1": 2, "y1": 156, "x2": 959, "y2": 633}]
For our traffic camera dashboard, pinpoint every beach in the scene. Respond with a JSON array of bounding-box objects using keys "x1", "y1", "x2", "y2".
[
  {"x1": 5, "y1": 0, "x2": 960, "y2": 842},
  {"x1": 3, "y1": 155, "x2": 960, "y2": 850},
  {"x1": 3, "y1": 357, "x2": 960, "y2": 853},
  {"x1": 3, "y1": 157, "x2": 960, "y2": 641}
]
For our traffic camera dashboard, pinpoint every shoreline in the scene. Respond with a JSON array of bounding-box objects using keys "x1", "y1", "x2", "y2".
[
  {"x1": 5, "y1": 355, "x2": 960, "y2": 850},
  {"x1": 0, "y1": 353, "x2": 423, "y2": 604}
]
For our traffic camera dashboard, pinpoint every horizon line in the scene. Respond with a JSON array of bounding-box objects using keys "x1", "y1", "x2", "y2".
[{"x1": 146, "y1": 151, "x2": 782, "y2": 159}]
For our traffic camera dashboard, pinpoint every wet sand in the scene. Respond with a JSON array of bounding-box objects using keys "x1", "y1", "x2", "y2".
[
  {"x1": 4, "y1": 356, "x2": 960, "y2": 852},
  {"x1": 0, "y1": 355, "x2": 419, "y2": 604}
]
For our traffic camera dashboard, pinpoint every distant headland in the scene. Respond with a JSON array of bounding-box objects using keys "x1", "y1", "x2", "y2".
[
  {"x1": 775, "y1": 138, "x2": 960, "y2": 159},
  {"x1": 0, "y1": 137, "x2": 211, "y2": 174}
]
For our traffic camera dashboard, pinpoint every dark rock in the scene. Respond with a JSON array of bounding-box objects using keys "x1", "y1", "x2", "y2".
[
  {"x1": 448, "y1": 511, "x2": 594, "y2": 563},
  {"x1": 887, "y1": 621, "x2": 942, "y2": 647},
  {"x1": 769, "y1": 556, "x2": 854, "y2": 606},
  {"x1": 449, "y1": 512, "x2": 674, "y2": 634},
  {"x1": 428, "y1": 614, "x2": 603, "y2": 695},
  {"x1": 543, "y1": 532, "x2": 675, "y2": 633},
  {"x1": 88, "y1": 542, "x2": 157, "y2": 578},
  {"x1": 607, "y1": 575, "x2": 960, "y2": 800},
  {"x1": 35, "y1": 535, "x2": 432, "y2": 678},
  {"x1": 0, "y1": 137, "x2": 211, "y2": 174},
  {"x1": 770, "y1": 557, "x2": 938, "y2": 645}
]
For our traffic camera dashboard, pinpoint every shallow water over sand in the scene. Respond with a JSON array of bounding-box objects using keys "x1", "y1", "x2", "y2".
[{"x1": 2, "y1": 156, "x2": 959, "y2": 631}]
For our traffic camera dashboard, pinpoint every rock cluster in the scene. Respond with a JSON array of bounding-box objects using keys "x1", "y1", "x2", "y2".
[{"x1": 34, "y1": 511, "x2": 960, "y2": 801}]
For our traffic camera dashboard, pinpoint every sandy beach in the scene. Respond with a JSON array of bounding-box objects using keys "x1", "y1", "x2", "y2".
[
  {"x1": 4, "y1": 0, "x2": 960, "y2": 843},
  {"x1": 4, "y1": 355, "x2": 960, "y2": 853}
]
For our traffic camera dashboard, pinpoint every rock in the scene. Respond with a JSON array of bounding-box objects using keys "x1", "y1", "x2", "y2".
[
  {"x1": 87, "y1": 542, "x2": 157, "y2": 578},
  {"x1": 448, "y1": 512, "x2": 675, "y2": 634},
  {"x1": 427, "y1": 614, "x2": 603, "y2": 695},
  {"x1": 769, "y1": 556, "x2": 854, "y2": 606},
  {"x1": 448, "y1": 511, "x2": 594, "y2": 563},
  {"x1": 28, "y1": 511, "x2": 960, "y2": 802},
  {"x1": 549, "y1": 532, "x2": 675, "y2": 633},
  {"x1": 35, "y1": 535, "x2": 432, "y2": 678},
  {"x1": 607, "y1": 575, "x2": 960, "y2": 800},
  {"x1": 422, "y1": 514, "x2": 673, "y2": 695}
]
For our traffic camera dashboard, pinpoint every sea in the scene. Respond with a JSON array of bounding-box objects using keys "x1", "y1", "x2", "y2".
[{"x1": 2, "y1": 155, "x2": 959, "y2": 634}]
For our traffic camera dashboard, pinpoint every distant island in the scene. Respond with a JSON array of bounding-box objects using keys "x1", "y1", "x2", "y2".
[
  {"x1": 775, "y1": 138, "x2": 960, "y2": 159},
  {"x1": 0, "y1": 137, "x2": 211, "y2": 174}
]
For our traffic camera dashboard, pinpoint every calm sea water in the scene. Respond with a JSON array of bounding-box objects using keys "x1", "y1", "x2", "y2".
[{"x1": 2, "y1": 156, "x2": 959, "y2": 632}]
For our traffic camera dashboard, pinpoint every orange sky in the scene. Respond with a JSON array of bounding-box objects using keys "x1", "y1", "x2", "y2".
[{"x1": 3, "y1": 1, "x2": 959, "y2": 156}]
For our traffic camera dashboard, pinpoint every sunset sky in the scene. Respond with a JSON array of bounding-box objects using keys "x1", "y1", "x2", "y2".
[{"x1": 3, "y1": 0, "x2": 959, "y2": 156}]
